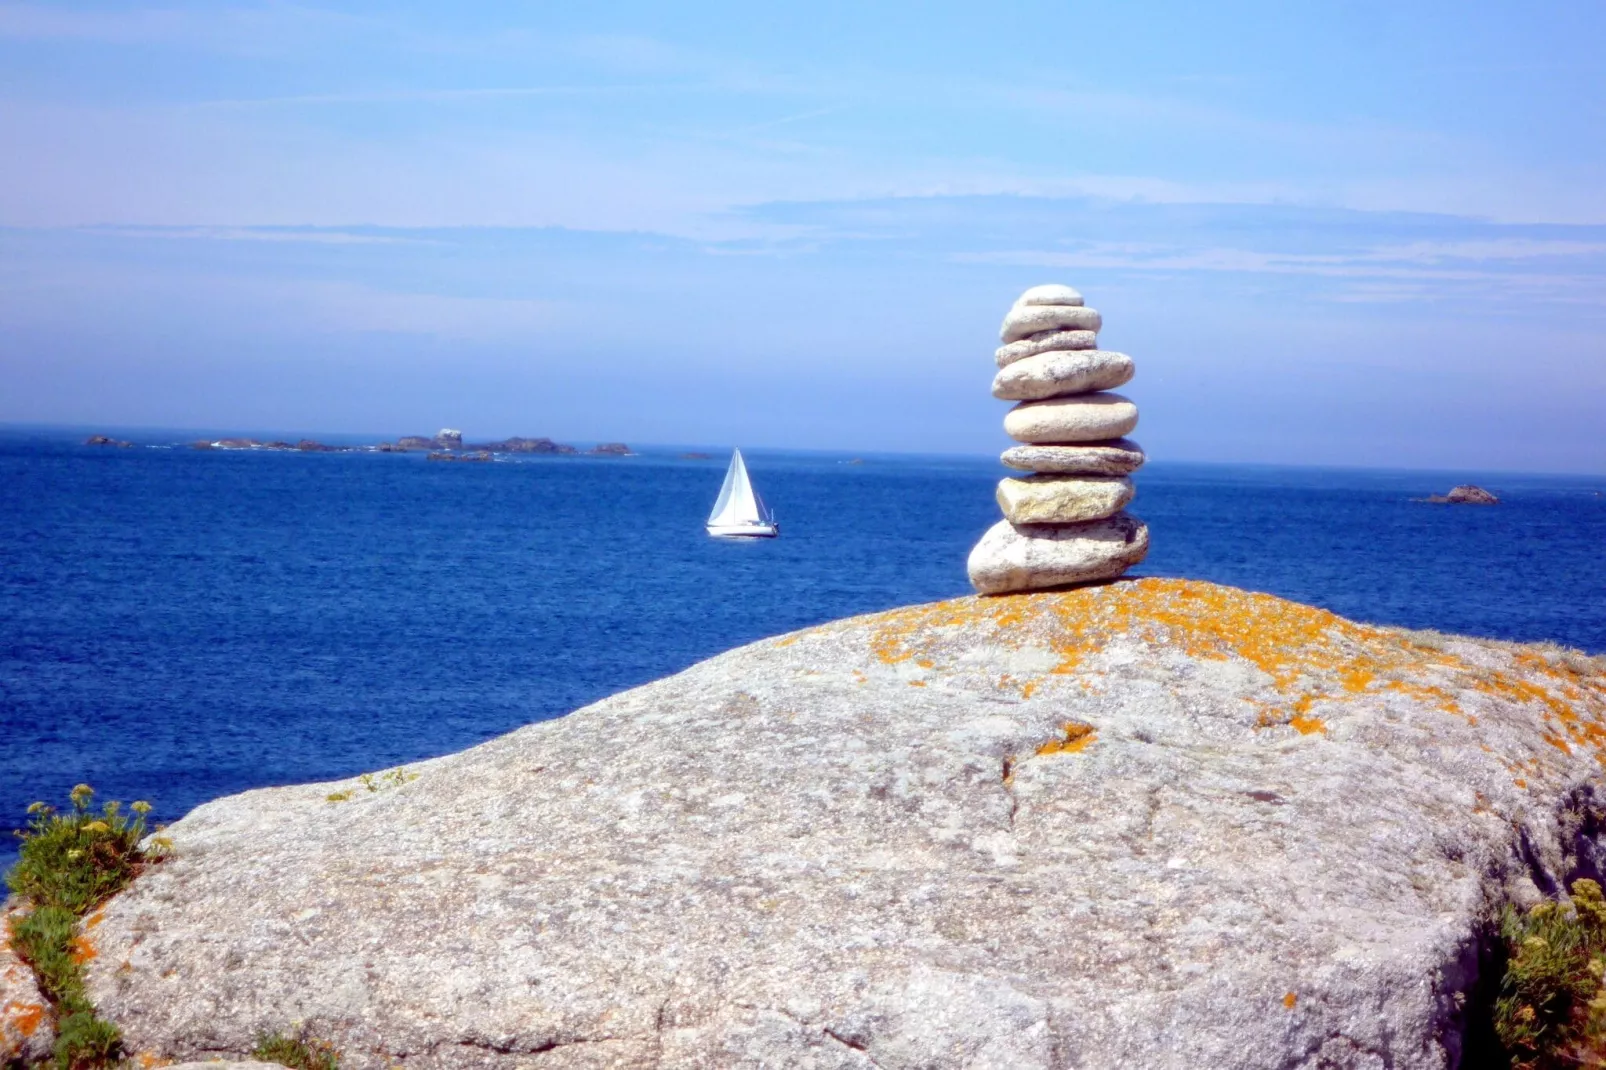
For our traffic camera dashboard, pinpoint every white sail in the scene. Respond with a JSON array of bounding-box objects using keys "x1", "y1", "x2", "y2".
[{"x1": 707, "y1": 449, "x2": 777, "y2": 536}]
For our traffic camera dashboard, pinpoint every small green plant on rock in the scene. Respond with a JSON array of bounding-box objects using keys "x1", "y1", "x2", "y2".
[
  {"x1": 7, "y1": 784, "x2": 163, "y2": 913},
  {"x1": 327, "y1": 766, "x2": 417, "y2": 803},
  {"x1": 253, "y1": 1030, "x2": 342, "y2": 1070},
  {"x1": 1495, "y1": 877, "x2": 1606, "y2": 1069}
]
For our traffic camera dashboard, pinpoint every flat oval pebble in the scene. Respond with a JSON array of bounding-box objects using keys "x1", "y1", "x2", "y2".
[
  {"x1": 1003, "y1": 392, "x2": 1138, "y2": 444},
  {"x1": 1014, "y1": 283, "x2": 1084, "y2": 307},
  {"x1": 996, "y1": 475, "x2": 1134, "y2": 525},
  {"x1": 992, "y1": 350, "x2": 1133, "y2": 401},
  {"x1": 1000, "y1": 304, "x2": 1102, "y2": 344},
  {"x1": 967, "y1": 513, "x2": 1149, "y2": 594},
  {"x1": 1000, "y1": 439, "x2": 1146, "y2": 476},
  {"x1": 995, "y1": 329, "x2": 1099, "y2": 367}
]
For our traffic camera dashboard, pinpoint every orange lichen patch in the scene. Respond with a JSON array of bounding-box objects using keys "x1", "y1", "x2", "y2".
[
  {"x1": 1514, "y1": 778, "x2": 1528, "y2": 789},
  {"x1": 771, "y1": 634, "x2": 801, "y2": 648},
  {"x1": 4, "y1": 999, "x2": 47, "y2": 1037},
  {"x1": 1341, "y1": 667, "x2": 1374, "y2": 693},
  {"x1": 84, "y1": 911, "x2": 106, "y2": 930},
  {"x1": 1542, "y1": 732, "x2": 1573, "y2": 756},
  {"x1": 1283, "y1": 992, "x2": 1298, "y2": 1009},
  {"x1": 861, "y1": 578, "x2": 1606, "y2": 766},
  {"x1": 1037, "y1": 721, "x2": 1097, "y2": 755},
  {"x1": 916, "y1": 658, "x2": 935, "y2": 669},
  {"x1": 1289, "y1": 715, "x2": 1328, "y2": 736},
  {"x1": 136, "y1": 1052, "x2": 174, "y2": 1068},
  {"x1": 69, "y1": 935, "x2": 97, "y2": 964},
  {"x1": 907, "y1": 680, "x2": 927, "y2": 688}
]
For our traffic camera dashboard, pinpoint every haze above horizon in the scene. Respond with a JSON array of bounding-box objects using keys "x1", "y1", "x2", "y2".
[{"x1": 2, "y1": 1, "x2": 1603, "y2": 473}]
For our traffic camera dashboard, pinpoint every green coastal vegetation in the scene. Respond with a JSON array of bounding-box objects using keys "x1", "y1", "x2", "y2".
[
  {"x1": 6, "y1": 785, "x2": 162, "y2": 1069},
  {"x1": 1493, "y1": 878, "x2": 1606, "y2": 1070}
]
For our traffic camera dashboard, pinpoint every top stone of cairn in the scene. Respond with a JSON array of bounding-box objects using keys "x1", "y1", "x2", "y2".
[
  {"x1": 998, "y1": 282, "x2": 1098, "y2": 345},
  {"x1": 1014, "y1": 283, "x2": 1084, "y2": 307}
]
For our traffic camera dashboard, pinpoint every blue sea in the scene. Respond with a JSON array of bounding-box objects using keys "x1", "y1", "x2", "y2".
[{"x1": 3, "y1": 427, "x2": 1604, "y2": 868}]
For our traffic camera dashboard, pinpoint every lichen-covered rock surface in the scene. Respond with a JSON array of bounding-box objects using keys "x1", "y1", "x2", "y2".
[{"x1": 83, "y1": 579, "x2": 1606, "y2": 1069}]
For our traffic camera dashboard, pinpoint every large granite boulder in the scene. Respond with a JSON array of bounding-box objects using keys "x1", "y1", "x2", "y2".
[{"x1": 80, "y1": 579, "x2": 1606, "y2": 1069}]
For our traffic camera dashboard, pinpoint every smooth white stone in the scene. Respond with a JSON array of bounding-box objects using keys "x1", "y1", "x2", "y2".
[
  {"x1": 1004, "y1": 393, "x2": 1138, "y2": 444},
  {"x1": 1000, "y1": 440, "x2": 1146, "y2": 476},
  {"x1": 995, "y1": 329, "x2": 1099, "y2": 367},
  {"x1": 996, "y1": 475, "x2": 1135, "y2": 525},
  {"x1": 992, "y1": 350, "x2": 1134, "y2": 401},
  {"x1": 1013, "y1": 284, "x2": 1084, "y2": 307},
  {"x1": 967, "y1": 514, "x2": 1149, "y2": 594},
  {"x1": 1000, "y1": 304, "x2": 1102, "y2": 344}
]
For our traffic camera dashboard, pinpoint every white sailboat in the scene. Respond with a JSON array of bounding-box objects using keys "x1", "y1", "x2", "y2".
[{"x1": 706, "y1": 448, "x2": 779, "y2": 538}]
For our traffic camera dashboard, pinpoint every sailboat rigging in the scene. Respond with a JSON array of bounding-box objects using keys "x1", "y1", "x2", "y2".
[{"x1": 706, "y1": 449, "x2": 779, "y2": 538}]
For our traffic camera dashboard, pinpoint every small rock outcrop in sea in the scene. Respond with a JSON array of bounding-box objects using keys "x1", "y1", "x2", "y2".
[
  {"x1": 83, "y1": 434, "x2": 133, "y2": 448},
  {"x1": 1423, "y1": 484, "x2": 1500, "y2": 505},
  {"x1": 968, "y1": 284, "x2": 1148, "y2": 594},
  {"x1": 68, "y1": 580, "x2": 1606, "y2": 1069},
  {"x1": 588, "y1": 442, "x2": 633, "y2": 456},
  {"x1": 467, "y1": 436, "x2": 577, "y2": 455}
]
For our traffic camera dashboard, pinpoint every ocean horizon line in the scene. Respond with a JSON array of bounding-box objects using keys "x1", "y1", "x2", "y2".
[{"x1": 5, "y1": 420, "x2": 1605, "y2": 483}]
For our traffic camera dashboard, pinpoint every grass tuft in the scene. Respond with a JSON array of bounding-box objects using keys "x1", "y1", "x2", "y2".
[
  {"x1": 253, "y1": 1031, "x2": 342, "y2": 1070},
  {"x1": 10, "y1": 906, "x2": 89, "y2": 1014},
  {"x1": 51, "y1": 1012, "x2": 122, "y2": 1070},
  {"x1": 1495, "y1": 877, "x2": 1606, "y2": 1069}
]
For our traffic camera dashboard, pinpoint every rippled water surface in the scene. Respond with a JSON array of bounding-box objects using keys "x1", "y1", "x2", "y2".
[{"x1": 3, "y1": 428, "x2": 1603, "y2": 863}]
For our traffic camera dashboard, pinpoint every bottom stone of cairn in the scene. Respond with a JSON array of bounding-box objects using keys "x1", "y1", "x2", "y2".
[{"x1": 966, "y1": 514, "x2": 1150, "y2": 595}]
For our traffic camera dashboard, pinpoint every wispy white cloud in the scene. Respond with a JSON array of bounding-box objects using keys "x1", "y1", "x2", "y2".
[
  {"x1": 189, "y1": 84, "x2": 685, "y2": 109},
  {"x1": 301, "y1": 282, "x2": 555, "y2": 340},
  {"x1": 1355, "y1": 239, "x2": 1606, "y2": 264},
  {"x1": 952, "y1": 238, "x2": 1606, "y2": 305},
  {"x1": 0, "y1": 2, "x2": 380, "y2": 52},
  {"x1": 85, "y1": 225, "x2": 437, "y2": 246},
  {"x1": 0, "y1": 263, "x2": 559, "y2": 342}
]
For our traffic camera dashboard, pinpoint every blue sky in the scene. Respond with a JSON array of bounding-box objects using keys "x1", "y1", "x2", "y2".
[{"x1": 1, "y1": 1, "x2": 1603, "y2": 471}]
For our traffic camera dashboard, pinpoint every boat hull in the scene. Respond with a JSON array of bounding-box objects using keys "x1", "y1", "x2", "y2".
[{"x1": 707, "y1": 523, "x2": 779, "y2": 539}]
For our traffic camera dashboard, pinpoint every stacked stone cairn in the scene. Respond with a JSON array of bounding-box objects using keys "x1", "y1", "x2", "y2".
[{"x1": 967, "y1": 284, "x2": 1150, "y2": 594}]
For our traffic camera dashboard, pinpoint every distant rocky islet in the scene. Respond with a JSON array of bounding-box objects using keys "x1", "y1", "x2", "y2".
[
  {"x1": 968, "y1": 284, "x2": 1150, "y2": 594},
  {"x1": 88, "y1": 429, "x2": 633, "y2": 458},
  {"x1": 1422, "y1": 484, "x2": 1500, "y2": 505}
]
